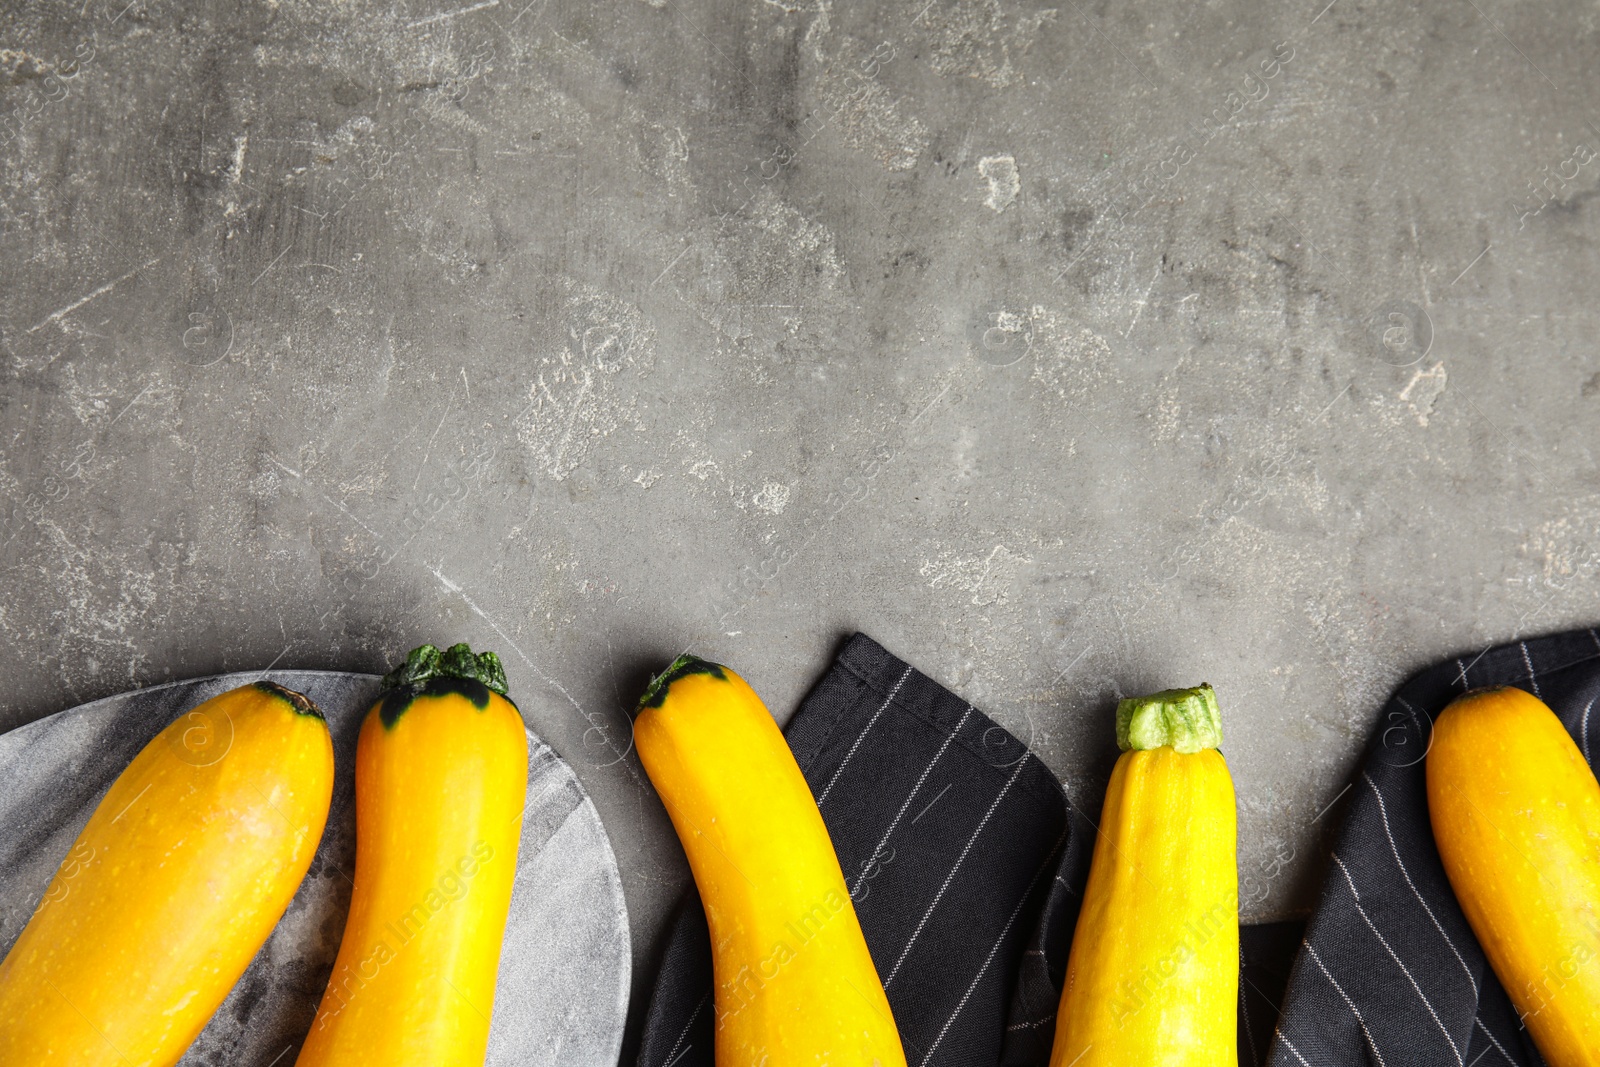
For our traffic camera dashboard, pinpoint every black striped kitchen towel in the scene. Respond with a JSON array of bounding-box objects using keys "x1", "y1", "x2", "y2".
[
  {"x1": 635, "y1": 631, "x2": 1299, "y2": 1067},
  {"x1": 1269, "y1": 627, "x2": 1600, "y2": 1067}
]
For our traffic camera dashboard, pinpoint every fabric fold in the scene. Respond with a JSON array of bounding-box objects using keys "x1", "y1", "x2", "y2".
[
  {"x1": 636, "y1": 631, "x2": 1305, "y2": 1066},
  {"x1": 1269, "y1": 628, "x2": 1600, "y2": 1067},
  {"x1": 636, "y1": 633, "x2": 1076, "y2": 1067}
]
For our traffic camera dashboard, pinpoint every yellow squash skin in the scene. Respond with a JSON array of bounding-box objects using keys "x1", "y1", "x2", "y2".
[
  {"x1": 1051, "y1": 686, "x2": 1238, "y2": 1067},
  {"x1": 1427, "y1": 685, "x2": 1600, "y2": 1067},
  {"x1": 635, "y1": 656, "x2": 907, "y2": 1067},
  {"x1": 296, "y1": 646, "x2": 527, "y2": 1067},
  {"x1": 0, "y1": 681, "x2": 334, "y2": 1067}
]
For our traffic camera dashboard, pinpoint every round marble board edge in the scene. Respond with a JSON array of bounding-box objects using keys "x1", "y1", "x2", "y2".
[{"x1": 0, "y1": 670, "x2": 631, "y2": 1067}]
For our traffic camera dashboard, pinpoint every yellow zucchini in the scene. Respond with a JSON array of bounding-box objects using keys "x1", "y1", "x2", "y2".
[
  {"x1": 635, "y1": 655, "x2": 906, "y2": 1067},
  {"x1": 1051, "y1": 685, "x2": 1237, "y2": 1067},
  {"x1": 1427, "y1": 685, "x2": 1600, "y2": 1066},
  {"x1": 296, "y1": 643, "x2": 527, "y2": 1067},
  {"x1": 0, "y1": 681, "x2": 334, "y2": 1066}
]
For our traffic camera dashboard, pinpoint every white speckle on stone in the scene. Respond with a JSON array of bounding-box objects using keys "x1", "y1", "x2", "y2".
[
  {"x1": 1399, "y1": 361, "x2": 1447, "y2": 426},
  {"x1": 751, "y1": 482, "x2": 790, "y2": 514},
  {"x1": 749, "y1": 188, "x2": 844, "y2": 283},
  {"x1": 978, "y1": 155, "x2": 1019, "y2": 212},
  {"x1": 1521, "y1": 496, "x2": 1600, "y2": 585},
  {"x1": 1008, "y1": 305, "x2": 1114, "y2": 401},
  {"x1": 514, "y1": 284, "x2": 656, "y2": 481},
  {"x1": 820, "y1": 58, "x2": 928, "y2": 172},
  {"x1": 229, "y1": 133, "x2": 249, "y2": 185},
  {"x1": 920, "y1": 544, "x2": 1031, "y2": 606},
  {"x1": 915, "y1": 3, "x2": 1058, "y2": 87}
]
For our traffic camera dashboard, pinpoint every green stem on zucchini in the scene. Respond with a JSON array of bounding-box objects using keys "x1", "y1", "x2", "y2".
[
  {"x1": 382, "y1": 642, "x2": 508, "y2": 697},
  {"x1": 1116, "y1": 684, "x2": 1222, "y2": 754},
  {"x1": 638, "y1": 654, "x2": 727, "y2": 711}
]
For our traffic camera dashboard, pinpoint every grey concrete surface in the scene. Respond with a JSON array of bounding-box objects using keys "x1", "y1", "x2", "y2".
[{"x1": 2, "y1": 0, "x2": 1598, "y2": 1058}]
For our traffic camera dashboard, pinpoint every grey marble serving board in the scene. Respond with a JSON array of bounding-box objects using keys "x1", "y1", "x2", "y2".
[{"x1": 0, "y1": 671, "x2": 630, "y2": 1067}]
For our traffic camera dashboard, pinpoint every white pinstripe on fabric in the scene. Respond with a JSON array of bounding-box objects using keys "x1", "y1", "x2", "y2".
[
  {"x1": 1582, "y1": 694, "x2": 1595, "y2": 764},
  {"x1": 1307, "y1": 943, "x2": 1389, "y2": 1067},
  {"x1": 1519, "y1": 642, "x2": 1541, "y2": 698},
  {"x1": 1275, "y1": 1029, "x2": 1314, "y2": 1067},
  {"x1": 884, "y1": 753, "x2": 1031, "y2": 989},
  {"x1": 1471, "y1": 1018, "x2": 1517, "y2": 1065},
  {"x1": 915, "y1": 825, "x2": 1067, "y2": 1067},
  {"x1": 1241, "y1": 968, "x2": 1260, "y2": 1067},
  {"x1": 1395, "y1": 695, "x2": 1426, "y2": 732},
  {"x1": 1333, "y1": 856, "x2": 1466, "y2": 1067},
  {"x1": 816, "y1": 665, "x2": 914, "y2": 809},
  {"x1": 1394, "y1": 695, "x2": 1434, "y2": 765},
  {"x1": 850, "y1": 706, "x2": 974, "y2": 898},
  {"x1": 657, "y1": 989, "x2": 709, "y2": 1067},
  {"x1": 1362, "y1": 772, "x2": 1478, "y2": 996}
]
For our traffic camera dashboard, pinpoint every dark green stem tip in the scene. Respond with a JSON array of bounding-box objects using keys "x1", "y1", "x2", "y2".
[
  {"x1": 255, "y1": 680, "x2": 325, "y2": 719},
  {"x1": 382, "y1": 642, "x2": 509, "y2": 697},
  {"x1": 638, "y1": 654, "x2": 727, "y2": 711}
]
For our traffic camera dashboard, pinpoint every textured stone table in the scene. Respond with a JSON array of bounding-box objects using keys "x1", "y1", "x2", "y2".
[{"x1": 2, "y1": 0, "x2": 1598, "y2": 1059}]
